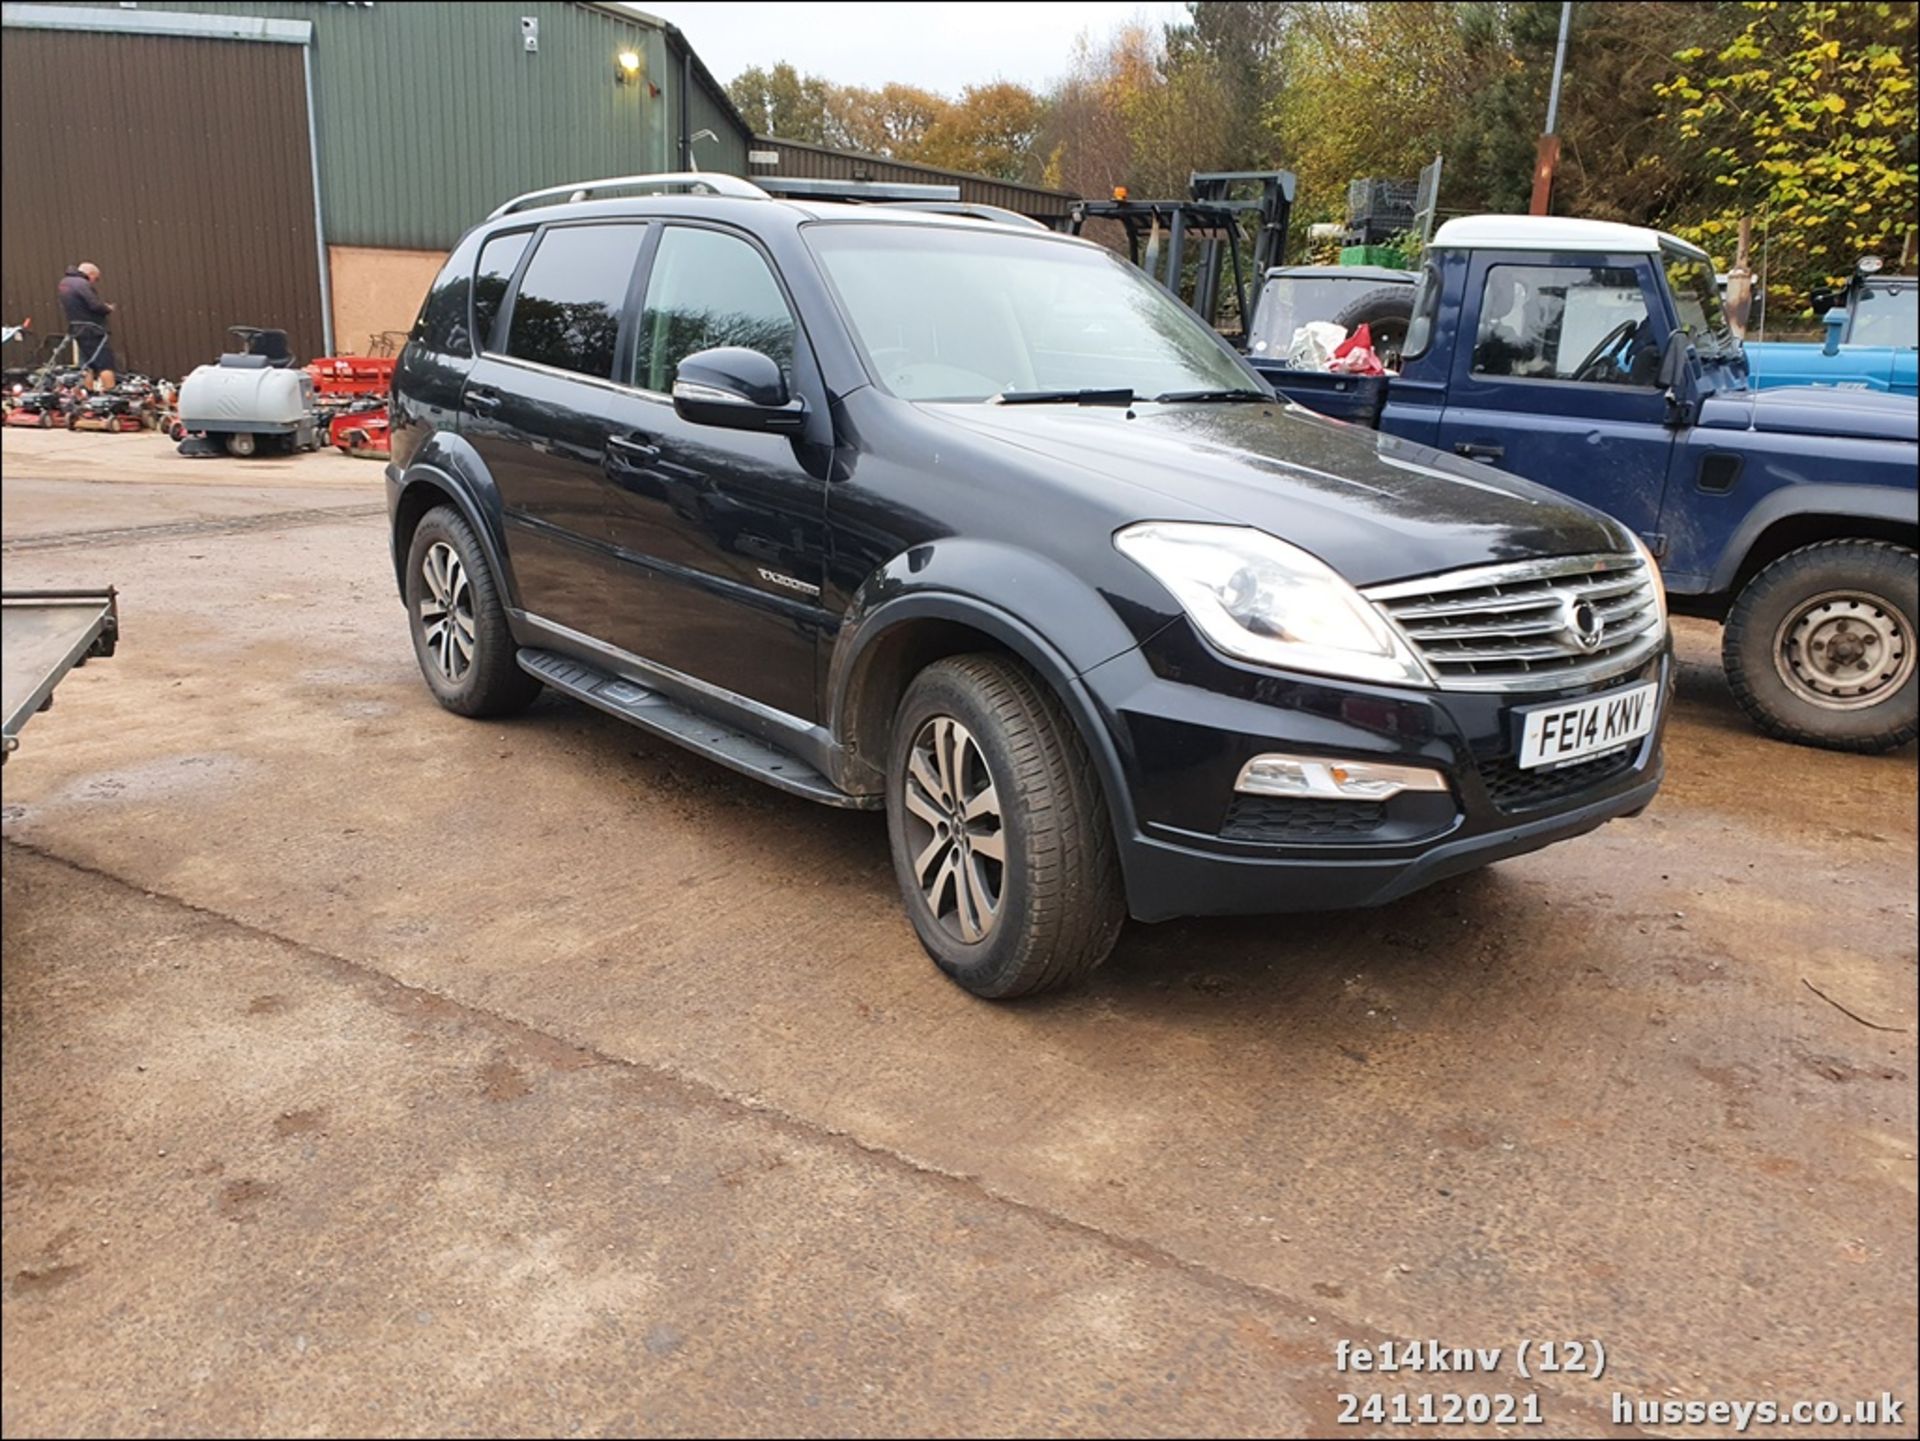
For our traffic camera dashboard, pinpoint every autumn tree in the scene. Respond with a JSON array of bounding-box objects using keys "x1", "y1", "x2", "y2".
[
  {"x1": 825, "y1": 82, "x2": 950, "y2": 157},
  {"x1": 918, "y1": 84, "x2": 1047, "y2": 181},
  {"x1": 1163, "y1": 0, "x2": 1297, "y2": 171},
  {"x1": 1657, "y1": 0, "x2": 1919, "y2": 313},
  {"x1": 727, "y1": 62, "x2": 836, "y2": 145},
  {"x1": 1033, "y1": 27, "x2": 1158, "y2": 198},
  {"x1": 727, "y1": 63, "x2": 1048, "y2": 180}
]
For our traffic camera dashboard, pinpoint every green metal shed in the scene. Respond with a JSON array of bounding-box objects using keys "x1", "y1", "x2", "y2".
[
  {"x1": 37, "y1": 0, "x2": 751, "y2": 250},
  {"x1": 2, "y1": 1, "x2": 753, "y2": 366}
]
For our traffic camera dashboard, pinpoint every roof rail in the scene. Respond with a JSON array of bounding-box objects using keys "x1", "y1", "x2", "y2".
[
  {"x1": 884, "y1": 202, "x2": 1049, "y2": 231},
  {"x1": 489, "y1": 172, "x2": 769, "y2": 219}
]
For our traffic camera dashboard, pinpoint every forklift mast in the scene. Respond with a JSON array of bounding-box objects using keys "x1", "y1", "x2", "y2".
[{"x1": 1064, "y1": 170, "x2": 1295, "y2": 333}]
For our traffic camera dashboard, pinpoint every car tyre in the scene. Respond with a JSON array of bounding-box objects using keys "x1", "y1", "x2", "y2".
[
  {"x1": 1722, "y1": 539, "x2": 1918, "y2": 753},
  {"x1": 405, "y1": 504, "x2": 542, "y2": 719},
  {"x1": 886, "y1": 654, "x2": 1125, "y2": 998},
  {"x1": 1330, "y1": 285, "x2": 1416, "y2": 365}
]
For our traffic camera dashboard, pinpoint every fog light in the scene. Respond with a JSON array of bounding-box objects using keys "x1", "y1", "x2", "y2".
[{"x1": 1235, "y1": 753, "x2": 1449, "y2": 801}]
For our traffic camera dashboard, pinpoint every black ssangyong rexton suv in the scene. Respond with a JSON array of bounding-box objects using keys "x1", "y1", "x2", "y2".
[{"x1": 387, "y1": 173, "x2": 1669, "y2": 998}]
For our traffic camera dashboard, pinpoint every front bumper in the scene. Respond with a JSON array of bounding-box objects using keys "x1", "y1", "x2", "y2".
[{"x1": 1081, "y1": 621, "x2": 1670, "y2": 922}]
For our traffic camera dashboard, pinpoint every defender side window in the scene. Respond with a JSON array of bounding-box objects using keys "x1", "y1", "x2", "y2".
[
  {"x1": 632, "y1": 226, "x2": 797, "y2": 393},
  {"x1": 502, "y1": 225, "x2": 646, "y2": 379},
  {"x1": 1472, "y1": 263, "x2": 1658, "y2": 387},
  {"x1": 471, "y1": 231, "x2": 533, "y2": 356}
]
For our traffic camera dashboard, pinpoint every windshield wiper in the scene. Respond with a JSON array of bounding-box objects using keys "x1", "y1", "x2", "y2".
[
  {"x1": 992, "y1": 388, "x2": 1135, "y2": 406},
  {"x1": 1151, "y1": 388, "x2": 1271, "y2": 404}
]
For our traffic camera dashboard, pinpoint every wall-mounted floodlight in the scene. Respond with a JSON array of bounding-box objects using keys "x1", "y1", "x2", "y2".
[{"x1": 615, "y1": 50, "x2": 643, "y2": 84}]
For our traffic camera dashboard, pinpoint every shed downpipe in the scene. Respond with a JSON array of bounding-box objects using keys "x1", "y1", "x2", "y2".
[
  {"x1": 302, "y1": 41, "x2": 334, "y2": 354},
  {"x1": 679, "y1": 47, "x2": 692, "y2": 171}
]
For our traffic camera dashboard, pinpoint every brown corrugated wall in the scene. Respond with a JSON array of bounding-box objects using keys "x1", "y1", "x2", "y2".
[
  {"x1": 751, "y1": 137, "x2": 1077, "y2": 221},
  {"x1": 1, "y1": 28, "x2": 325, "y2": 381}
]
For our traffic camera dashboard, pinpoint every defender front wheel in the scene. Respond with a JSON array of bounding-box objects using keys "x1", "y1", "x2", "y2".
[{"x1": 1723, "y1": 540, "x2": 1918, "y2": 753}]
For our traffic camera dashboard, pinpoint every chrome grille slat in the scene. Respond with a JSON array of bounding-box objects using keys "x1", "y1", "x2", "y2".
[
  {"x1": 1568, "y1": 575, "x2": 1646, "y2": 601},
  {"x1": 1402, "y1": 613, "x2": 1570, "y2": 640},
  {"x1": 1392, "y1": 592, "x2": 1566, "y2": 621},
  {"x1": 1593, "y1": 593, "x2": 1652, "y2": 621},
  {"x1": 1419, "y1": 639, "x2": 1609, "y2": 663},
  {"x1": 1364, "y1": 553, "x2": 1665, "y2": 693}
]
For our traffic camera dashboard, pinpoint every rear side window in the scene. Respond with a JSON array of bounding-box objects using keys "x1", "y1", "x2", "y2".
[
  {"x1": 411, "y1": 252, "x2": 474, "y2": 356},
  {"x1": 472, "y1": 230, "x2": 532, "y2": 354},
  {"x1": 632, "y1": 226, "x2": 796, "y2": 392},
  {"x1": 504, "y1": 224, "x2": 647, "y2": 379}
]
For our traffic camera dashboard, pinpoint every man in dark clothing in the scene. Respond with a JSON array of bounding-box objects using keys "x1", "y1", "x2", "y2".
[{"x1": 57, "y1": 262, "x2": 116, "y2": 388}]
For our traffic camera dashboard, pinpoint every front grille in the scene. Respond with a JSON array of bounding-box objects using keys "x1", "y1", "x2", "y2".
[
  {"x1": 1477, "y1": 744, "x2": 1639, "y2": 813},
  {"x1": 1221, "y1": 795, "x2": 1386, "y2": 841},
  {"x1": 1366, "y1": 553, "x2": 1662, "y2": 690}
]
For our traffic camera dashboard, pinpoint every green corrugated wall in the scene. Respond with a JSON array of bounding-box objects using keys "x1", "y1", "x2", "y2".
[
  {"x1": 687, "y1": 69, "x2": 750, "y2": 176},
  {"x1": 106, "y1": 1, "x2": 747, "y2": 249}
]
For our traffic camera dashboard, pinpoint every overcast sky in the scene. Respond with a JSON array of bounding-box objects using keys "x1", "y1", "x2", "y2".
[{"x1": 634, "y1": 2, "x2": 1190, "y2": 92}]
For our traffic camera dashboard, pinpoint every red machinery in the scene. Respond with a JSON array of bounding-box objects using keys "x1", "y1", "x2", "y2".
[
  {"x1": 328, "y1": 399, "x2": 391, "y2": 457},
  {"x1": 307, "y1": 354, "x2": 393, "y2": 459}
]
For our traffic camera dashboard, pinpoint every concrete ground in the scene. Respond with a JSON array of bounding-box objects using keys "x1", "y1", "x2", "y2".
[{"x1": 2, "y1": 427, "x2": 1915, "y2": 1437}]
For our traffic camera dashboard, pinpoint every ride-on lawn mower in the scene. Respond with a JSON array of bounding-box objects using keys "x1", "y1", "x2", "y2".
[{"x1": 175, "y1": 327, "x2": 318, "y2": 457}]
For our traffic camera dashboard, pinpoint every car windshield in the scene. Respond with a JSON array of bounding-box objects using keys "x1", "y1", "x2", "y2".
[
  {"x1": 805, "y1": 222, "x2": 1255, "y2": 403},
  {"x1": 1850, "y1": 282, "x2": 1918, "y2": 348},
  {"x1": 1662, "y1": 245, "x2": 1738, "y2": 361},
  {"x1": 1247, "y1": 274, "x2": 1400, "y2": 354}
]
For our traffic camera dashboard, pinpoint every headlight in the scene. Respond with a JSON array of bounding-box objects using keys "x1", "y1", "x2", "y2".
[
  {"x1": 1628, "y1": 532, "x2": 1670, "y2": 627},
  {"x1": 1115, "y1": 521, "x2": 1431, "y2": 686}
]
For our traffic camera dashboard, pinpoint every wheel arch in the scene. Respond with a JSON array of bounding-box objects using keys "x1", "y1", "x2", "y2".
[
  {"x1": 1711, "y1": 485, "x2": 1918, "y2": 604},
  {"x1": 389, "y1": 442, "x2": 518, "y2": 608},
  {"x1": 828, "y1": 593, "x2": 1142, "y2": 851}
]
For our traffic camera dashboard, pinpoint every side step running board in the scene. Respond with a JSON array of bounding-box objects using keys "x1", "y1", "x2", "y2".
[{"x1": 517, "y1": 648, "x2": 878, "y2": 810}]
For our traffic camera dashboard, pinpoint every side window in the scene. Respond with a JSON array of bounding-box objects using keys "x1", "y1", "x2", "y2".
[
  {"x1": 632, "y1": 226, "x2": 797, "y2": 393},
  {"x1": 1401, "y1": 260, "x2": 1442, "y2": 361},
  {"x1": 471, "y1": 230, "x2": 533, "y2": 355},
  {"x1": 503, "y1": 224, "x2": 646, "y2": 379},
  {"x1": 1472, "y1": 264, "x2": 1657, "y2": 386},
  {"x1": 411, "y1": 251, "x2": 474, "y2": 356}
]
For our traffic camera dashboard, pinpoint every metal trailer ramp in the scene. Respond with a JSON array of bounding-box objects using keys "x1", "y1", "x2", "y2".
[{"x1": 2, "y1": 589, "x2": 118, "y2": 762}]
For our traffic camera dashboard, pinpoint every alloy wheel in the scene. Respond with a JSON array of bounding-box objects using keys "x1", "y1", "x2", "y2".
[
  {"x1": 901, "y1": 716, "x2": 1006, "y2": 943},
  {"x1": 419, "y1": 541, "x2": 476, "y2": 682}
]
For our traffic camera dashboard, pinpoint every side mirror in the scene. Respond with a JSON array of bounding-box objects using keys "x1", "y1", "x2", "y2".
[
  {"x1": 671, "y1": 347, "x2": 805, "y2": 434},
  {"x1": 1809, "y1": 286, "x2": 1840, "y2": 317},
  {"x1": 1821, "y1": 308, "x2": 1847, "y2": 357},
  {"x1": 1657, "y1": 330, "x2": 1693, "y2": 428},
  {"x1": 1657, "y1": 328, "x2": 1690, "y2": 390}
]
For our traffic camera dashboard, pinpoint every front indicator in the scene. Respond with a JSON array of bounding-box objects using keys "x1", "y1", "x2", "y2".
[{"x1": 1235, "y1": 753, "x2": 1451, "y2": 802}]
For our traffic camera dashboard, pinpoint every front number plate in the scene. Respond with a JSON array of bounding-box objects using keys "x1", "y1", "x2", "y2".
[{"x1": 1516, "y1": 681, "x2": 1658, "y2": 769}]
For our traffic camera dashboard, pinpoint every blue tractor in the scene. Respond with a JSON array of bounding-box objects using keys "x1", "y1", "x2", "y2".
[{"x1": 1744, "y1": 256, "x2": 1918, "y2": 398}]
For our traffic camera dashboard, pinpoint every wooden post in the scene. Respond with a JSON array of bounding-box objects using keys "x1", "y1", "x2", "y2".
[
  {"x1": 1528, "y1": 134, "x2": 1561, "y2": 216},
  {"x1": 1725, "y1": 216, "x2": 1754, "y2": 339}
]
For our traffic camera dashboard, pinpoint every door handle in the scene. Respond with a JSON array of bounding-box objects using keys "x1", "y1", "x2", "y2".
[
  {"x1": 466, "y1": 387, "x2": 502, "y2": 414},
  {"x1": 605, "y1": 432, "x2": 661, "y2": 465},
  {"x1": 1454, "y1": 441, "x2": 1504, "y2": 463}
]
